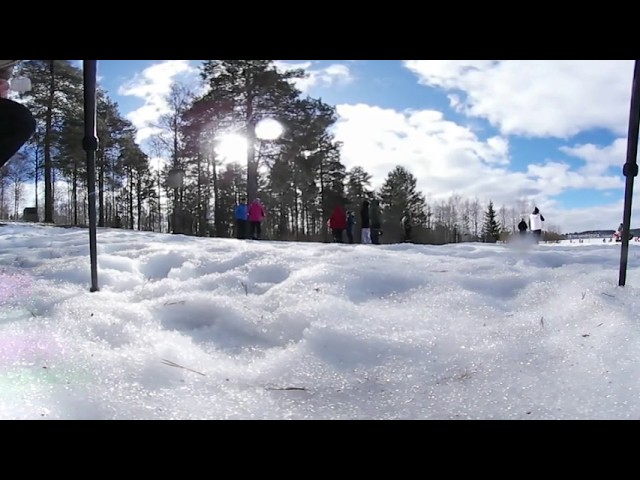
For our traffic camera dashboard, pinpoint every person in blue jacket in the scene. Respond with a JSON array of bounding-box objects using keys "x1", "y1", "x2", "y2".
[{"x1": 235, "y1": 197, "x2": 249, "y2": 239}]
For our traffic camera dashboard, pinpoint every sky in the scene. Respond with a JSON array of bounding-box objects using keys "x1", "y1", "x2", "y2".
[
  {"x1": 1, "y1": 222, "x2": 640, "y2": 419},
  {"x1": 66, "y1": 60, "x2": 638, "y2": 234}
]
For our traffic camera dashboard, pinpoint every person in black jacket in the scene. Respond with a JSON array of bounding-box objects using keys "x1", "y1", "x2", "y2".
[
  {"x1": 0, "y1": 61, "x2": 35, "y2": 169},
  {"x1": 369, "y1": 199, "x2": 382, "y2": 244},
  {"x1": 360, "y1": 200, "x2": 371, "y2": 244},
  {"x1": 518, "y1": 218, "x2": 528, "y2": 236}
]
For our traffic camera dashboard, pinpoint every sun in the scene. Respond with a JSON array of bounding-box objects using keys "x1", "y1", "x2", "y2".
[
  {"x1": 214, "y1": 134, "x2": 248, "y2": 164},
  {"x1": 213, "y1": 119, "x2": 283, "y2": 164}
]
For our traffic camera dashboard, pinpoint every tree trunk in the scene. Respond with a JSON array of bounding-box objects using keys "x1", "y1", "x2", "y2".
[
  {"x1": 98, "y1": 153, "x2": 105, "y2": 227},
  {"x1": 34, "y1": 142, "x2": 39, "y2": 211},
  {"x1": 319, "y1": 162, "x2": 327, "y2": 241},
  {"x1": 44, "y1": 60, "x2": 55, "y2": 223},
  {"x1": 128, "y1": 167, "x2": 134, "y2": 230},
  {"x1": 245, "y1": 94, "x2": 257, "y2": 202},
  {"x1": 212, "y1": 158, "x2": 220, "y2": 237},
  {"x1": 157, "y1": 169, "x2": 162, "y2": 232},
  {"x1": 136, "y1": 172, "x2": 142, "y2": 231},
  {"x1": 13, "y1": 179, "x2": 20, "y2": 219},
  {"x1": 196, "y1": 155, "x2": 203, "y2": 236},
  {"x1": 72, "y1": 165, "x2": 78, "y2": 225}
]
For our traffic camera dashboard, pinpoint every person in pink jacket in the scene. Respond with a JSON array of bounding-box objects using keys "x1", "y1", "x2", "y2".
[{"x1": 248, "y1": 198, "x2": 266, "y2": 240}]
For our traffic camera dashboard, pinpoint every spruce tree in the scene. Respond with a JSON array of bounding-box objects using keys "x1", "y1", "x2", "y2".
[
  {"x1": 379, "y1": 165, "x2": 427, "y2": 226},
  {"x1": 482, "y1": 200, "x2": 501, "y2": 243}
]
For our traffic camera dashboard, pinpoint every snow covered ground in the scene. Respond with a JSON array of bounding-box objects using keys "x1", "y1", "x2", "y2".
[{"x1": 1, "y1": 222, "x2": 640, "y2": 420}]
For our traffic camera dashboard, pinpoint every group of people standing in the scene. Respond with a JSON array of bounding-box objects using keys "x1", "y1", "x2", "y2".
[
  {"x1": 517, "y1": 207, "x2": 545, "y2": 242},
  {"x1": 234, "y1": 198, "x2": 551, "y2": 246},
  {"x1": 234, "y1": 196, "x2": 412, "y2": 245},
  {"x1": 234, "y1": 196, "x2": 388, "y2": 244},
  {"x1": 234, "y1": 197, "x2": 266, "y2": 240},
  {"x1": 328, "y1": 199, "x2": 384, "y2": 244}
]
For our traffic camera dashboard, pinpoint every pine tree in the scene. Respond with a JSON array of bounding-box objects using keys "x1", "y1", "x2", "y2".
[
  {"x1": 379, "y1": 165, "x2": 427, "y2": 227},
  {"x1": 482, "y1": 200, "x2": 501, "y2": 243},
  {"x1": 345, "y1": 166, "x2": 373, "y2": 208},
  {"x1": 199, "y1": 60, "x2": 305, "y2": 202},
  {"x1": 267, "y1": 96, "x2": 341, "y2": 239},
  {"x1": 16, "y1": 60, "x2": 84, "y2": 223}
]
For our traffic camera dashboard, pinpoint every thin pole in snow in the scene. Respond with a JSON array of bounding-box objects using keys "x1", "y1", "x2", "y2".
[
  {"x1": 83, "y1": 60, "x2": 99, "y2": 292},
  {"x1": 618, "y1": 60, "x2": 640, "y2": 287}
]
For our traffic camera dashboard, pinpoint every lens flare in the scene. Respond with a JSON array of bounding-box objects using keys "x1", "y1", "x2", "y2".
[
  {"x1": 255, "y1": 118, "x2": 284, "y2": 141},
  {"x1": 0, "y1": 270, "x2": 33, "y2": 303}
]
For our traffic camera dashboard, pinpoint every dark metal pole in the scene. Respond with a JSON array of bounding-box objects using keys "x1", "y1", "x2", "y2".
[
  {"x1": 83, "y1": 60, "x2": 100, "y2": 292},
  {"x1": 618, "y1": 60, "x2": 640, "y2": 287}
]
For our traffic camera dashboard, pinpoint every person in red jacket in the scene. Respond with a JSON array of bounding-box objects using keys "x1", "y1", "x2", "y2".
[{"x1": 328, "y1": 203, "x2": 347, "y2": 243}]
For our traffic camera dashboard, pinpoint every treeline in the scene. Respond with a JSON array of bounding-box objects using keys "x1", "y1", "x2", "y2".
[
  {"x1": 0, "y1": 60, "x2": 563, "y2": 244},
  {"x1": 0, "y1": 60, "x2": 152, "y2": 229}
]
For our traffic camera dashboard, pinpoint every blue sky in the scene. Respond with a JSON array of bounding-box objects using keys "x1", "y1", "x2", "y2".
[{"x1": 88, "y1": 60, "x2": 636, "y2": 233}]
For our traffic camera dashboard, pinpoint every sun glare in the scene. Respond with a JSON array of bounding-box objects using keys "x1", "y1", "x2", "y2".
[
  {"x1": 215, "y1": 134, "x2": 248, "y2": 163},
  {"x1": 213, "y1": 119, "x2": 283, "y2": 163}
]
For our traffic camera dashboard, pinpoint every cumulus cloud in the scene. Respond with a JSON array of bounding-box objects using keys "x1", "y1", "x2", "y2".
[
  {"x1": 118, "y1": 60, "x2": 199, "y2": 143},
  {"x1": 560, "y1": 138, "x2": 628, "y2": 176},
  {"x1": 334, "y1": 103, "x2": 523, "y2": 202},
  {"x1": 403, "y1": 60, "x2": 635, "y2": 139},
  {"x1": 274, "y1": 61, "x2": 354, "y2": 93},
  {"x1": 332, "y1": 103, "x2": 630, "y2": 231},
  {"x1": 548, "y1": 199, "x2": 639, "y2": 233}
]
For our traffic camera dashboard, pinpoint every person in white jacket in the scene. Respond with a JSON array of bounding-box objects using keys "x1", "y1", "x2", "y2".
[{"x1": 529, "y1": 207, "x2": 545, "y2": 243}]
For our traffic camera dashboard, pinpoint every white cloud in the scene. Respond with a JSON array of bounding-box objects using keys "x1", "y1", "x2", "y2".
[
  {"x1": 274, "y1": 61, "x2": 354, "y2": 93},
  {"x1": 403, "y1": 60, "x2": 635, "y2": 139},
  {"x1": 560, "y1": 138, "x2": 627, "y2": 176},
  {"x1": 334, "y1": 103, "x2": 524, "y2": 202},
  {"x1": 118, "y1": 60, "x2": 199, "y2": 143},
  {"x1": 548, "y1": 199, "x2": 636, "y2": 233},
  {"x1": 332, "y1": 103, "x2": 631, "y2": 231},
  {"x1": 526, "y1": 160, "x2": 622, "y2": 195}
]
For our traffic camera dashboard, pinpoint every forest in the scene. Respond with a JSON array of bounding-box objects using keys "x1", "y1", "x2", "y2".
[{"x1": 0, "y1": 60, "x2": 564, "y2": 244}]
